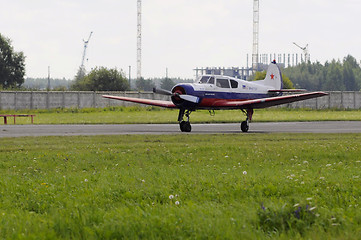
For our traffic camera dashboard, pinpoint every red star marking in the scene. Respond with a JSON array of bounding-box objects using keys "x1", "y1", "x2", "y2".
[{"x1": 270, "y1": 74, "x2": 275, "y2": 80}]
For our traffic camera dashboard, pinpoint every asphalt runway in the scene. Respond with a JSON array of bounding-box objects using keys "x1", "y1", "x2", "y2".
[{"x1": 1, "y1": 121, "x2": 361, "y2": 137}]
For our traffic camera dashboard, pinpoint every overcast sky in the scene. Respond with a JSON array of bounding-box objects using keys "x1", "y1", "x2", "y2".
[{"x1": 1, "y1": 0, "x2": 360, "y2": 79}]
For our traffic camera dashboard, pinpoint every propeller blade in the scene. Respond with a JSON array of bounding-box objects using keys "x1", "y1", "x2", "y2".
[
  {"x1": 179, "y1": 94, "x2": 200, "y2": 103},
  {"x1": 153, "y1": 87, "x2": 172, "y2": 96}
]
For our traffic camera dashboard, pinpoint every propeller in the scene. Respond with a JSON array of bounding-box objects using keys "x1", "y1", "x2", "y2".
[
  {"x1": 153, "y1": 87, "x2": 172, "y2": 96},
  {"x1": 153, "y1": 87, "x2": 200, "y2": 104},
  {"x1": 178, "y1": 94, "x2": 200, "y2": 103}
]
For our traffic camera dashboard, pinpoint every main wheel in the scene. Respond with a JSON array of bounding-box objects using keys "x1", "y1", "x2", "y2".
[
  {"x1": 241, "y1": 121, "x2": 249, "y2": 132},
  {"x1": 180, "y1": 121, "x2": 192, "y2": 132}
]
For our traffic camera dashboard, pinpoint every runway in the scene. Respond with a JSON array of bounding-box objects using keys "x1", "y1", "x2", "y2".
[{"x1": 1, "y1": 121, "x2": 361, "y2": 137}]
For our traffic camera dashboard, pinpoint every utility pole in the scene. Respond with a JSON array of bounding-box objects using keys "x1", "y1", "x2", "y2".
[
  {"x1": 137, "y1": 0, "x2": 142, "y2": 80},
  {"x1": 129, "y1": 66, "x2": 131, "y2": 89},
  {"x1": 47, "y1": 66, "x2": 50, "y2": 91}
]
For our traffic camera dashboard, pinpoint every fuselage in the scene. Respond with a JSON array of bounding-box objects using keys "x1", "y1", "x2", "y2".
[{"x1": 171, "y1": 75, "x2": 280, "y2": 109}]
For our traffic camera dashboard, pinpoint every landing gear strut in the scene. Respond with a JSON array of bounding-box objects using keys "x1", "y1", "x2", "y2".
[
  {"x1": 178, "y1": 108, "x2": 192, "y2": 132},
  {"x1": 241, "y1": 109, "x2": 254, "y2": 132}
]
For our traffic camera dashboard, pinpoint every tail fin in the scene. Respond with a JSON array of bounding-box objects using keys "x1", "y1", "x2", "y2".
[{"x1": 257, "y1": 60, "x2": 283, "y2": 90}]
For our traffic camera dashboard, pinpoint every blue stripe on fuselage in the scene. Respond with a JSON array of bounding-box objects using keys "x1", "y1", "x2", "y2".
[{"x1": 180, "y1": 84, "x2": 269, "y2": 100}]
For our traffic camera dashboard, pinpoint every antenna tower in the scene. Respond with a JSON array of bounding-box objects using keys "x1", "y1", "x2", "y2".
[
  {"x1": 80, "y1": 31, "x2": 93, "y2": 74},
  {"x1": 137, "y1": 0, "x2": 142, "y2": 80},
  {"x1": 252, "y1": 0, "x2": 259, "y2": 71}
]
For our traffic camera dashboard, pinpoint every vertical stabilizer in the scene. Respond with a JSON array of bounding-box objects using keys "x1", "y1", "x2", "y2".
[{"x1": 257, "y1": 60, "x2": 283, "y2": 90}]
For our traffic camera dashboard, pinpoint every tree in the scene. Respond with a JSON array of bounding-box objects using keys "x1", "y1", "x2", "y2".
[
  {"x1": 324, "y1": 60, "x2": 344, "y2": 91},
  {"x1": 160, "y1": 77, "x2": 175, "y2": 91},
  {"x1": 71, "y1": 67, "x2": 129, "y2": 91},
  {"x1": 343, "y1": 55, "x2": 359, "y2": 91},
  {"x1": 135, "y1": 78, "x2": 155, "y2": 91},
  {"x1": 0, "y1": 33, "x2": 26, "y2": 88}
]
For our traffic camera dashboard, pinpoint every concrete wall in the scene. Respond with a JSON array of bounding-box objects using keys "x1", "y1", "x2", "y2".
[{"x1": 0, "y1": 91, "x2": 360, "y2": 110}]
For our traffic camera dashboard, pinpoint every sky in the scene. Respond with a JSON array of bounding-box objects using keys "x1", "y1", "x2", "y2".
[{"x1": 1, "y1": 0, "x2": 361, "y2": 80}]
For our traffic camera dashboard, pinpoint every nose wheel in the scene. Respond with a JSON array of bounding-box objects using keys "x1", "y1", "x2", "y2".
[
  {"x1": 178, "y1": 109, "x2": 192, "y2": 132},
  {"x1": 180, "y1": 121, "x2": 192, "y2": 132}
]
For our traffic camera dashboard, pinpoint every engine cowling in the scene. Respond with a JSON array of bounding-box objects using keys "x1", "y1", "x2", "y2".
[{"x1": 171, "y1": 86, "x2": 186, "y2": 106}]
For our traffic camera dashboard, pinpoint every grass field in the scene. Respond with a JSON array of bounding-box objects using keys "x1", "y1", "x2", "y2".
[
  {"x1": 1, "y1": 133, "x2": 361, "y2": 239},
  {"x1": 1, "y1": 107, "x2": 361, "y2": 124}
]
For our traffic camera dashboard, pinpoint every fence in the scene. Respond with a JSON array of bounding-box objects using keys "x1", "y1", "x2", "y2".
[{"x1": 0, "y1": 91, "x2": 360, "y2": 110}]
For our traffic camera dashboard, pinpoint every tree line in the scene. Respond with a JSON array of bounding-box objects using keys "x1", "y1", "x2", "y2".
[
  {"x1": 1, "y1": 33, "x2": 361, "y2": 92},
  {"x1": 283, "y1": 55, "x2": 361, "y2": 91}
]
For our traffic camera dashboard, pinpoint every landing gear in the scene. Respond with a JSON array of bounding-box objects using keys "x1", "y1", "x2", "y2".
[
  {"x1": 241, "y1": 109, "x2": 254, "y2": 133},
  {"x1": 178, "y1": 108, "x2": 192, "y2": 132}
]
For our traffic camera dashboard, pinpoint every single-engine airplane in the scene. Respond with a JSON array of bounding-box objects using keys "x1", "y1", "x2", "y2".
[{"x1": 103, "y1": 61, "x2": 327, "y2": 132}]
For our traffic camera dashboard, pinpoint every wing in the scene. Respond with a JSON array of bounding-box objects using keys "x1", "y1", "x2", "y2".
[
  {"x1": 211, "y1": 92, "x2": 328, "y2": 109},
  {"x1": 102, "y1": 95, "x2": 177, "y2": 108}
]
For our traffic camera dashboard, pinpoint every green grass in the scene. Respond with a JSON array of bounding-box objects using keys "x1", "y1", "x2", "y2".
[
  {"x1": 1, "y1": 134, "x2": 361, "y2": 239},
  {"x1": 1, "y1": 107, "x2": 361, "y2": 124}
]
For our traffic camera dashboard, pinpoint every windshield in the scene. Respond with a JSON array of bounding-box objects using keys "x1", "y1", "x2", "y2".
[{"x1": 198, "y1": 76, "x2": 209, "y2": 84}]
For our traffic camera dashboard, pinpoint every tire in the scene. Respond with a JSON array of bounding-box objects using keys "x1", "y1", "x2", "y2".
[
  {"x1": 241, "y1": 121, "x2": 249, "y2": 132},
  {"x1": 180, "y1": 121, "x2": 192, "y2": 132}
]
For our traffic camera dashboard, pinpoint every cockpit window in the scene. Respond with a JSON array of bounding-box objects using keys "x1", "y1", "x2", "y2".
[
  {"x1": 230, "y1": 80, "x2": 238, "y2": 88},
  {"x1": 208, "y1": 77, "x2": 215, "y2": 84},
  {"x1": 199, "y1": 76, "x2": 209, "y2": 84},
  {"x1": 216, "y1": 78, "x2": 230, "y2": 88}
]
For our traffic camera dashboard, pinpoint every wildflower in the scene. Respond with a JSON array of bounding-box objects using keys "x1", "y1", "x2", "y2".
[
  {"x1": 309, "y1": 206, "x2": 316, "y2": 211},
  {"x1": 169, "y1": 195, "x2": 174, "y2": 200},
  {"x1": 84, "y1": 179, "x2": 88, "y2": 182},
  {"x1": 293, "y1": 203, "x2": 300, "y2": 207},
  {"x1": 306, "y1": 197, "x2": 313, "y2": 201},
  {"x1": 326, "y1": 164, "x2": 332, "y2": 167},
  {"x1": 175, "y1": 201, "x2": 180, "y2": 205},
  {"x1": 141, "y1": 179, "x2": 145, "y2": 183},
  {"x1": 319, "y1": 177, "x2": 325, "y2": 180},
  {"x1": 243, "y1": 171, "x2": 247, "y2": 175}
]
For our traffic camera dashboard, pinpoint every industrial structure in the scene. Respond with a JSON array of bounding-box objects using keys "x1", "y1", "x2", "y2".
[
  {"x1": 252, "y1": 0, "x2": 259, "y2": 71},
  {"x1": 194, "y1": 53, "x2": 307, "y2": 80},
  {"x1": 137, "y1": 0, "x2": 142, "y2": 80}
]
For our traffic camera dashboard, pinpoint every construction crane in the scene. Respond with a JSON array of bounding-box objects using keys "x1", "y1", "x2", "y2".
[
  {"x1": 293, "y1": 42, "x2": 310, "y2": 62},
  {"x1": 79, "y1": 31, "x2": 93, "y2": 76}
]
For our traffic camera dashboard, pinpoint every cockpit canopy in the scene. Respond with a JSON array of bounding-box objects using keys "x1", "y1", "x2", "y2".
[{"x1": 197, "y1": 75, "x2": 238, "y2": 89}]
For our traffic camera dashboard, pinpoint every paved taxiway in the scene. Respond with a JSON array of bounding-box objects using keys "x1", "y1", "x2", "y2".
[{"x1": 1, "y1": 121, "x2": 361, "y2": 137}]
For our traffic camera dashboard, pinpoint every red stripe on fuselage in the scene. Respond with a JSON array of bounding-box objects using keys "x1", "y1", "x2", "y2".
[{"x1": 198, "y1": 98, "x2": 248, "y2": 108}]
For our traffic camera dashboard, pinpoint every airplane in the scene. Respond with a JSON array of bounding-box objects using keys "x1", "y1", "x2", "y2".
[{"x1": 103, "y1": 60, "x2": 328, "y2": 132}]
